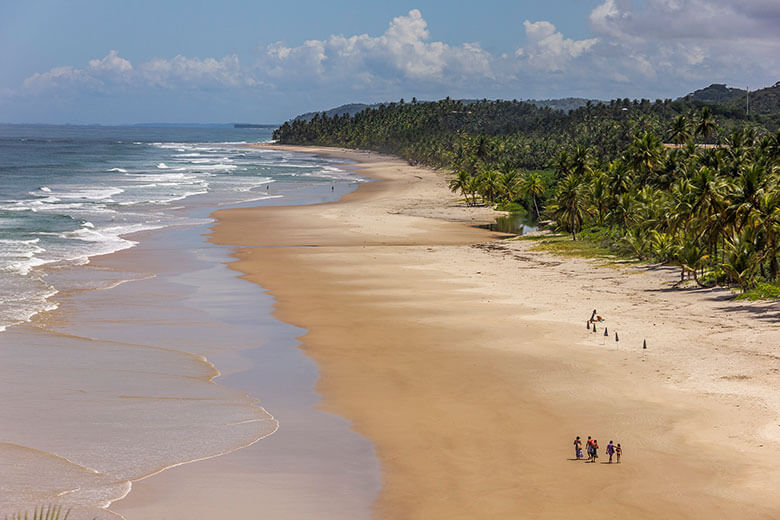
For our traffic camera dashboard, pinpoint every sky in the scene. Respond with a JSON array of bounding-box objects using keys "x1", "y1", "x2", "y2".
[{"x1": 0, "y1": 0, "x2": 778, "y2": 124}]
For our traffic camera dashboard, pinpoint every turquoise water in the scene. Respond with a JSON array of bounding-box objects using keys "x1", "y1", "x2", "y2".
[{"x1": 0, "y1": 124, "x2": 363, "y2": 331}]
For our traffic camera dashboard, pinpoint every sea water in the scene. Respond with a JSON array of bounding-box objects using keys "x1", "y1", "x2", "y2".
[
  {"x1": 0, "y1": 124, "x2": 362, "y2": 333},
  {"x1": 0, "y1": 125, "x2": 375, "y2": 519}
]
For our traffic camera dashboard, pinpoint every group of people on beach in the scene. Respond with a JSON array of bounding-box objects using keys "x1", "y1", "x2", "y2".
[{"x1": 573, "y1": 436, "x2": 621, "y2": 463}]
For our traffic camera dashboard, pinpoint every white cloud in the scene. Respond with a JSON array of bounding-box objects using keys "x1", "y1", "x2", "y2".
[
  {"x1": 518, "y1": 20, "x2": 598, "y2": 71},
  {"x1": 21, "y1": 50, "x2": 255, "y2": 94},
  {"x1": 257, "y1": 10, "x2": 492, "y2": 87},
  {"x1": 12, "y1": 6, "x2": 780, "y2": 111},
  {"x1": 140, "y1": 54, "x2": 253, "y2": 88},
  {"x1": 88, "y1": 50, "x2": 132, "y2": 74},
  {"x1": 586, "y1": 0, "x2": 780, "y2": 90}
]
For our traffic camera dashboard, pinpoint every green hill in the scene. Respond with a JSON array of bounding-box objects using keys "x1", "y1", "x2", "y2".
[
  {"x1": 726, "y1": 81, "x2": 780, "y2": 115},
  {"x1": 683, "y1": 83, "x2": 746, "y2": 104},
  {"x1": 294, "y1": 103, "x2": 380, "y2": 122}
]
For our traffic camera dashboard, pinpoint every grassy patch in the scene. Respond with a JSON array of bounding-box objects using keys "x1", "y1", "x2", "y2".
[
  {"x1": 735, "y1": 282, "x2": 780, "y2": 301},
  {"x1": 527, "y1": 234, "x2": 618, "y2": 260}
]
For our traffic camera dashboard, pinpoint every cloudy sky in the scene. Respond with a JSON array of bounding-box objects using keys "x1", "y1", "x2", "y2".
[{"x1": 1, "y1": 0, "x2": 778, "y2": 124}]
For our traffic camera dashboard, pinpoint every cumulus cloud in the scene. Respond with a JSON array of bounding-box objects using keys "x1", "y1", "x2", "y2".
[
  {"x1": 517, "y1": 20, "x2": 598, "y2": 71},
  {"x1": 88, "y1": 50, "x2": 132, "y2": 74},
  {"x1": 12, "y1": 6, "x2": 780, "y2": 110},
  {"x1": 587, "y1": 0, "x2": 780, "y2": 89},
  {"x1": 257, "y1": 9, "x2": 493, "y2": 88},
  {"x1": 21, "y1": 50, "x2": 255, "y2": 94},
  {"x1": 140, "y1": 54, "x2": 255, "y2": 89}
]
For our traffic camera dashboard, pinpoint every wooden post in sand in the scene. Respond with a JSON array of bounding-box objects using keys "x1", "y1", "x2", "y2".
[{"x1": 643, "y1": 339, "x2": 647, "y2": 349}]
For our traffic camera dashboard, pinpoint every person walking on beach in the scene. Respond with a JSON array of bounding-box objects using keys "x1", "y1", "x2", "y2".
[
  {"x1": 591, "y1": 439, "x2": 599, "y2": 462},
  {"x1": 586, "y1": 436, "x2": 594, "y2": 461},
  {"x1": 616, "y1": 443, "x2": 622, "y2": 463},
  {"x1": 574, "y1": 436, "x2": 583, "y2": 459},
  {"x1": 606, "y1": 440, "x2": 615, "y2": 463}
]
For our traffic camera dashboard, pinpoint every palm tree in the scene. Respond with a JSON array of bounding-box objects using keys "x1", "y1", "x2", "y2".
[
  {"x1": 621, "y1": 228, "x2": 649, "y2": 260},
  {"x1": 721, "y1": 229, "x2": 759, "y2": 291},
  {"x1": 589, "y1": 172, "x2": 610, "y2": 225},
  {"x1": 520, "y1": 172, "x2": 545, "y2": 218},
  {"x1": 570, "y1": 145, "x2": 593, "y2": 180},
  {"x1": 650, "y1": 230, "x2": 679, "y2": 263},
  {"x1": 478, "y1": 170, "x2": 501, "y2": 204},
  {"x1": 466, "y1": 175, "x2": 482, "y2": 206},
  {"x1": 550, "y1": 174, "x2": 587, "y2": 240},
  {"x1": 694, "y1": 107, "x2": 717, "y2": 142},
  {"x1": 626, "y1": 131, "x2": 665, "y2": 185},
  {"x1": 607, "y1": 192, "x2": 638, "y2": 231},
  {"x1": 499, "y1": 169, "x2": 522, "y2": 203},
  {"x1": 448, "y1": 170, "x2": 471, "y2": 200},
  {"x1": 675, "y1": 239, "x2": 710, "y2": 287},
  {"x1": 552, "y1": 150, "x2": 572, "y2": 180},
  {"x1": 669, "y1": 115, "x2": 691, "y2": 147}
]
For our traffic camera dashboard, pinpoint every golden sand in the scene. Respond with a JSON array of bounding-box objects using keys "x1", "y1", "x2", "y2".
[{"x1": 125, "y1": 144, "x2": 780, "y2": 519}]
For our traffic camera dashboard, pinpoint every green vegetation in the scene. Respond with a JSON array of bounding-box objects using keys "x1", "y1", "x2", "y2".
[
  {"x1": 275, "y1": 88, "x2": 780, "y2": 298},
  {"x1": 523, "y1": 232, "x2": 618, "y2": 261},
  {"x1": 3, "y1": 505, "x2": 71, "y2": 520},
  {"x1": 735, "y1": 282, "x2": 780, "y2": 301}
]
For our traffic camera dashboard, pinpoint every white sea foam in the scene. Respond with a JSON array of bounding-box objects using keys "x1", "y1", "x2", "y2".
[
  {"x1": 157, "y1": 163, "x2": 170, "y2": 169},
  {"x1": 108, "y1": 168, "x2": 128, "y2": 173}
]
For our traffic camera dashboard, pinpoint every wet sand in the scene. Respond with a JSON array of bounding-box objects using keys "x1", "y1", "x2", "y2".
[
  {"x1": 1, "y1": 197, "x2": 379, "y2": 519},
  {"x1": 203, "y1": 145, "x2": 780, "y2": 519}
]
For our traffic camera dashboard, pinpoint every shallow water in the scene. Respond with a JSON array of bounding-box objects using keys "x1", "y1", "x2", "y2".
[
  {"x1": 0, "y1": 128, "x2": 378, "y2": 519},
  {"x1": 477, "y1": 212, "x2": 538, "y2": 235}
]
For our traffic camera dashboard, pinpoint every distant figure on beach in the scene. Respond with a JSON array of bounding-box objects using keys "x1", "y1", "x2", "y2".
[
  {"x1": 591, "y1": 440, "x2": 599, "y2": 462},
  {"x1": 586, "y1": 436, "x2": 594, "y2": 461},
  {"x1": 266, "y1": 185, "x2": 269, "y2": 190},
  {"x1": 331, "y1": 185, "x2": 334, "y2": 191},
  {"x1": 616, "y1": 443, "x2": 622, "y2": 463},
  {"x1": 589, "y1": 310, "x2": 604, "y2": 322},
  {"x1": 574, "y1": 436, "x2": 583, "y2": 459},
  {"x1": 606, "y1": 441, "x2": 615, "y2": 463}
]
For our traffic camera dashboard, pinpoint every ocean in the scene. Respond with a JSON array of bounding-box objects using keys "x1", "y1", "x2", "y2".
[
  {"x1": 0, "y1": 124, "x2": 363, "y2": 333},
  {"x1": 0, "y1": 124, "x2": 378, "y2": 519}
]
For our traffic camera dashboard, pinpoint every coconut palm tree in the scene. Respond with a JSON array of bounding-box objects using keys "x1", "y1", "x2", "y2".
[
  {"x1": 520, "y1": 171, "x2": 546, "y2": 218},
  {"x1": 478, "y1": 169, "x2": 502, "y2": 204},
  {"x1": 669, "y1": 115, "x2": 692, "y2": 146},
  {"x1": 448, "y1": 170, "x2": 471, "y2": 200},
  {"x1": 626, "y1": 132, "x2": 665, "y2": 185},
  {"x1": 550, "y1": 174, "x2": 587, "y2": 240},
  {"x1": 621, "y1": 228, "x2": 650, "y2": 260},
  {"x1": 721, "y1": 229, "x2": 760, "y2": 291},
  {"x1": 694, "y1": 107, "x2": 717, "y2": 142}
]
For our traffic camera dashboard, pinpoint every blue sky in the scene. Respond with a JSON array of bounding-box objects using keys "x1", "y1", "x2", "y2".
[{"x1": 1, "y1": 1, "x2": 778, "y2": 124}]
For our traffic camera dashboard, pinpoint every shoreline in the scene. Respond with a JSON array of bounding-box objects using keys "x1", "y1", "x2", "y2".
[
  {"x1": 0, "y1": 166, "x2": 380, "y2": 519},
  {"x1": 209, "y1": 144, "x2": 780, "y2": 518}
]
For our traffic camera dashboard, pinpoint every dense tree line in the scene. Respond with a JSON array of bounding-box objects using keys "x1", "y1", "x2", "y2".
[
  {"x1": 274, "y1": 97, "x2": 769, "y2": 172},
  {"x1": 274, "y1": 98, "x2": 779, "y2": 293}
]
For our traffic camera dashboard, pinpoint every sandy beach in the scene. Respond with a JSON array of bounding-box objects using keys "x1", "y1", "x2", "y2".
[{"x1": 203, "y1": 144, "x2": 780, "y2": 519}]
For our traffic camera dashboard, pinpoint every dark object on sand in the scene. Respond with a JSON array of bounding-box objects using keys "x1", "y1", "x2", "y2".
[
  {"x1": 590, "y1": 309, "x2": 597, "y2": 322},
  {"x1": 643, "y1": 339, "x2": 647, "y2": 349},
  {"x1": 615, "y1": 332, "x2": 619, "y2": 342},
  {"x1": 604, "y1": 327, "x2": 609, "y2": 336},
  {"x1": 587, "y1": 321, "x2": 590, "y2": 329},
  {"x1": 592, "y1": 324, "x2": 597, "y2": 333}
]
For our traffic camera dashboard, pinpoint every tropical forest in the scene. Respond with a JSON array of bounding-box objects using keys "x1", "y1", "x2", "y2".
[{"x1": 273, "y1": 83, "x2": 780, "y2": 298}]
